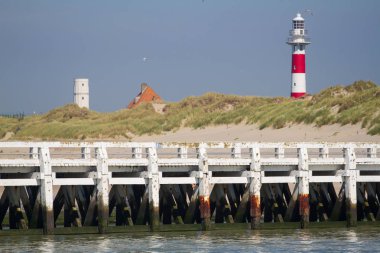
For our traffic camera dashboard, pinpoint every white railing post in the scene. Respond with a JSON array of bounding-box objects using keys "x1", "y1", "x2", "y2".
[
  {"x1": 275, "y1": 147, "x2": 285, "y2": 159},
  {"x1": 197, "y1": 143, "x2": 211, "y2": 230},
  {"x1": 232, "y1": 143, "x2": 242, "y2": 158},
  {"x1": 319, "y1": 146, "x2": 329, "y2": 158},
  {"x1": 81, "y1": 147, "x2": 91, "y2": 159},
  {"x1": 132, "y1": 147, "x2": 143, "y2": 159},
  {"x1": 39, "y1": 147, "x2": 54, "y2": 234},
  {"x1": 344, "y1": 146, "x2": 357, "y2": 227},
  {"x1": 96, "y1": 146, "x2": 109, "y2": 233},
  {"x1": 29, "y1": 147, "x2": 38, "y2": 159},
  {"x1": 177, "y1": 147, "x2": 188, "y2": 159},
  {"x1": 147, "y1": 146, "x2": 160, "y2": 231},
  {"x1": 249, "y1": 145, "x2": 261, "y2": 229},
  {"x1": 297, "y1": 147, "x2": 309, "y2": 228},
  {"x1": 367, "y1": 146, "x2": 376, "y2": 158}
]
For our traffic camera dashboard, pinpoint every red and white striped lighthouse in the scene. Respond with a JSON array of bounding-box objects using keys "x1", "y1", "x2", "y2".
[{"x1": 287, "y1": 13, "x2": 311, "y2": 98}]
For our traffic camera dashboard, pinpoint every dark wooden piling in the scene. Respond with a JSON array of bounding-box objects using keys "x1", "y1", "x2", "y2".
[{"x1": 299, "y1": 193, "x2": 310, "y2": 228}]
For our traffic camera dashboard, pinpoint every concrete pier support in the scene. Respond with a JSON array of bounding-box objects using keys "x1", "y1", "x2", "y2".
[
  {"x1": 198, "y1": 144, "x2": 211, "y2": 231},
  {"x1": 344, "y1": 147, "x2": 357, "y2": 227},
  {"x1": 298, "y1": 147, "x2": 309, "y2": 228},
  {"x1": 96, "y1": 147, "x2": 109, "y2": 233},
  {"x1": 39, "y1": 147, "x2": 54, "y2": 235},
  {"x1": 250, "y1": 146, "x2": 261, "y2": 229},
  {"x1": 147, "y1": 147, "x2": 160, "y2": 231}
]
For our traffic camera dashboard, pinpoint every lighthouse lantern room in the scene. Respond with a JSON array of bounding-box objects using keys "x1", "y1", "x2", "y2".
[{"x1": 287, "y1": 13, "x2": 311, "y2": 98}]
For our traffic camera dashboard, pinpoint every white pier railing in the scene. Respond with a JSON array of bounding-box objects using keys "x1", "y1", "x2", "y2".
[{"x1": 0, "y1": 141, "x2": 379, "y2": 233}]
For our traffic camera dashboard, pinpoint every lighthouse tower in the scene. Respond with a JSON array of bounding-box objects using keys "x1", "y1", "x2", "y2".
[
  {"x1": 287, "y1": 13, "x2": 311, "y2": 98},
  {"x1": 73, "y1": 78, "x2": 89, "y2": 109}
]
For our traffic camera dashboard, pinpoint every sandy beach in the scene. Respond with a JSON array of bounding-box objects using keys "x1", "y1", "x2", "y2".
[{"x1": 132, "y1": 123, "x2": 379, "y2": 143}]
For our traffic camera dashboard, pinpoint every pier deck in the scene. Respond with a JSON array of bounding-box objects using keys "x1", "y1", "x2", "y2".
[{"x1": 0, "y1": 142, "x2": 379, "y2": 234}]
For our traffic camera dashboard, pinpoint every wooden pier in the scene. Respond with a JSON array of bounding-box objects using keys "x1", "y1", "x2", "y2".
[{"x1": 0, "y1": 142, "x2": 379, "y2": 234}]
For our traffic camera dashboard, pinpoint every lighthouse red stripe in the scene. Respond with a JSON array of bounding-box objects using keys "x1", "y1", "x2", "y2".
[
  {"x1": 292, "y1": 54, "x2": 305, "y2": 73},
  {"x1": 291, "y1": 92, "x2": 306, "y2": 98}
]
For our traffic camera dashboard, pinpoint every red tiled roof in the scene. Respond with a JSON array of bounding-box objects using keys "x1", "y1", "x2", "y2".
[{"x1": 127, "y1": 83, "x2": 162, "y2": 109}]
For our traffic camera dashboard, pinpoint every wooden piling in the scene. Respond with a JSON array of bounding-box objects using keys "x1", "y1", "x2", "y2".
[
  {"x1": 96, "y1": 147, "x2": 109, "y2": 233},
  {"x1": 39, "y1": 147, "x2": 54, "y2": 234},
  {"x1": 198, "y1": 144, "x2": 211, "y2": 231},
  {"x1": 184, "y1": 185, "x2": 199, "y2": 224},
  {"x1": 147, "y1": 147, "x2": 160, "y2": 231},
  {"x1": 344, "y1": 147, "x2": 357, "y2": 227},
  {"x1": 249, "y1": 146, "x2": 261, "y2": 229},
  {"x1": 298, "y1": 147, "x2": 309, "y2": 228},
  {"x1": 135, "y1": 186, "x2": 149, "y2": 225}
]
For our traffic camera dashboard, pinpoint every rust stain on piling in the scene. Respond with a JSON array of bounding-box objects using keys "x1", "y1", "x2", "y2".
[
  {"x1": 199, "y1": 195, "x2": 210, "y2": 218},
  {"x1": 299, "y1": 194, "x2": 309, "y2": 216},
  {"x1": 250, "y1": 195, "x2": 261, "y2": 229},
  {"x1": 250, "y1": 195, "x2": 261, "y2": 217},
  {"x1": 299, "y1": 194, "x2": 309, "y2": 228}
]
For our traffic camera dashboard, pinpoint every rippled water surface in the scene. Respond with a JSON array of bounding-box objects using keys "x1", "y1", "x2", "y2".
[{"x1": 1, "y1": 227, "x2": 379, "y2": 252}]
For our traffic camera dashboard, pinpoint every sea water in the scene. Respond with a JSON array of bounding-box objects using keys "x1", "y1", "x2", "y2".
[{"x1": 0, "y1": 227, "x2": 379, "y2": 252}]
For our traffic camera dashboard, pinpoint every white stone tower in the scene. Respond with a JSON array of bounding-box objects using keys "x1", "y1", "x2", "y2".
[{"x1": 73, "y1": 78, "x2": 89, "y2": 109}]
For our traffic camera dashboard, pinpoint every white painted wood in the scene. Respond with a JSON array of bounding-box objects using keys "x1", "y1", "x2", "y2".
[
  {"x1": 261, "y1": 176, "x2": 297, "y2": 184},
  {"x1": 158, "y1": 158, "x2": 198, "y2": 166},
  {"x1": 147, "y1": 146, "x2": 160, "y2": 210},
  {"x1": 357, "y1": 176, "x2": 380, "y2": 182},
  {"x1": 208, "y1": 158, "x2": 250, "y2": 166},
  {"x1": 319, "y1": 146, "x2": 329, "y2": 158},
  {"x1": 297, "y1": 147, "x2": 309, "y2": 195},
  {"x1": 210, "y1": 177, "x2": 248, "y2": 184},
  {"x1": 0, "y1": 159, "x2": 40, "y2": 167},
  {"x1": 50, "y1": 159, "x2": 97, "y2": 167},
  {"x1": 81, "y1": 147, "x2": 91, "y2": 159},
  {"x1": 309, "y1": 176, "x2": 343, "y2": 183},
  {"x1": 344, "y1": 147, "x2": 357, "y2": 205},
  {"x1": 53, "y1": 178, "x2": 95, "y2": 185},
  {"x1": 198, "y1": 143, "x2": 211, "y2": 198},
  {"x1": 367, "y1": 147, "x2": 377, "y2": 158},
  {"x1": 232, "y1": 143, "x2": 242, "y2": 158},
  {"x1": 109, "y1": 177, "x2": 147, "y2": 185},
  {"x1": 96, "y1": 146, "x2": 110, "y2": 231},
  {"x1": 29, "y1": 147, "x2": 39, "y2": 159},
  {"x1": 132, "y1": 147, "x2": 142, "y2": 159},
  {"x1": 275, "y1": 147, "x2": 285, "y2": 159},
  {"x1": 0, "y1": 178, "x2": 39, "y2": 186},
  {"x1": 108, "y1": 158, "x2": 148, "y2": 167},
  {"x1": 39, "y1": 147, "x2": 54, "y2": 233},
  {"x1": 160, "y1": 177, "x2": 197, "y2": 185},
  {"x1": 177, "y1": 147, "x2": 188, "y2": 159},
  {"x1": 261, "y1": 158, "x2": 299, "y2": 166}
]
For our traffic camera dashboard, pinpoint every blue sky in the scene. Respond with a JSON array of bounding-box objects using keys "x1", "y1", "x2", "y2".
[{"x1": 1, "y1": 0, "x2": 379, "y2": 113}]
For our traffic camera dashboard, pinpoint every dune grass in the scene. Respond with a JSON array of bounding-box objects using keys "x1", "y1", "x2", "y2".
[{"x1": 1, "y1": 80, "x2": 379, "y2": 140}]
